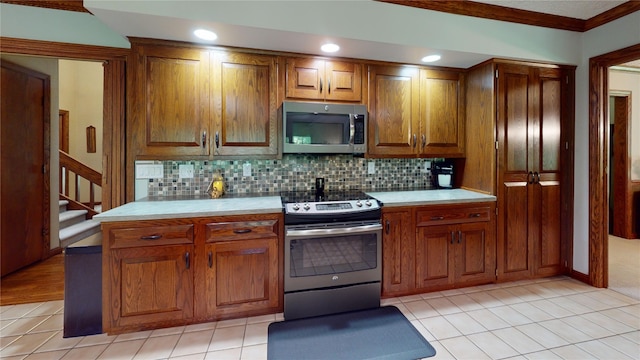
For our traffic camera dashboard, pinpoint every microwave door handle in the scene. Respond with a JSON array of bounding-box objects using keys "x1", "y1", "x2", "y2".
[{"x1": 349, "y1": 114, "x2": 355, "y2": 145}]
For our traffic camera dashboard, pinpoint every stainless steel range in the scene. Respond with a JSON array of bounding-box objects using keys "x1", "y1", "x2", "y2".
[{"x1": 282, "y1": 188, "x2": 382, "y2": 320}]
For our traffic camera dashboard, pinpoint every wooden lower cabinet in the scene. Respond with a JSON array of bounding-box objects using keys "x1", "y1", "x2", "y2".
[
  {"x1": 381, "y1": 208, "x2": 415, "y2": 296},
  {"x1": 382, "y1": 202, "x2": 496, "y2": 297},
  {"x1": 195, "y1": 218, "x2": 281, "y2": 319},
  {"x1": 102, "y1": 214, "x2": 282, "y2": 334}
]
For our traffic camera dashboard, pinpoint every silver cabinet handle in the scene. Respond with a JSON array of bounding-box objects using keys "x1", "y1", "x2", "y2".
[
  {"x1": 140, "y1": 234, "x2": 162, "y2": 240},
  {"x1": 202, "y1": 131, "x2": 207, "y2": 148}
]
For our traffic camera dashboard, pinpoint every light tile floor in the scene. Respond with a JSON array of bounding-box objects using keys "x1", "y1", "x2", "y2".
[{"x1": 1, "y1": 276, "x2": 639, "y2": 359}]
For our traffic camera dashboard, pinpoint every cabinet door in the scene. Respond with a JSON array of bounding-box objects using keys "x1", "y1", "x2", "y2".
[
  {"x1": 454, "y1": 221, "x2": 495, "y2": 285},
  {"x1": 212, "y1": 52, "x2": 278, "y2": 157},
  {"x1": 496, "y1": 63, "x2": 533, "y2": 281},
  {"x1": 324, "y1": 60, "x2": 362, "y2": 102},
  {"x1": 285, "y1": 57, "x2": 325, "y2": 100},
  {"x1": 106, "y1": 245, "x2": 194, "y2": 332},
  {"x1": 381, "y1": 208, "x2": 414, "y2": 296},
  {"x1": 129, "y1": 44, "x2": 210, "y2": 158},
  {"x1": 415, "y1": 225, "x2": 454, "y2": 289},
  {"x1": 368, "y1": 65, "x2": 419, "y2": 157},
  {"x1": 530, "y1": 67, "x2": 564, "y2": 277},
  {"x1": 285, "y1": 58, "x2": 362, "y2": 102},
  {"x1": 201, "y1": 238, "x2": 279, "y2": 317},
  {"x1": 420, "y1": 69, "x2": 464, "y2": 157},
  {"x1": 198, "y1": 219, "x2": 280, "y2": 318}
]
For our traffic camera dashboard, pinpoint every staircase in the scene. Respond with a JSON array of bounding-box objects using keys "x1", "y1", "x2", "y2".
[
  {"x1": 58, "y1": 149, "x2": 103, "y2": 248},
  {"x1": 59, "y1": 200, "x2": 102, "y2": 248}
]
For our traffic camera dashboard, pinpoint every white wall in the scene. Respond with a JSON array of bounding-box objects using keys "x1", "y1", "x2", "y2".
[
  {"x1": 0, "y1": 3, "x2": 129, "y2": 48},
  {"x1": 0, "y1": 54, "x2": 61, "y2": 250},
  {"x1": 610, "y1": 69, "x2": 640, "y2": 181},
  {"x1": 573, "y1": 13, "x2": 640, "y2": 274},
  {"x1": 59, "y1": 60, "x2": 104, "y2": 203}
]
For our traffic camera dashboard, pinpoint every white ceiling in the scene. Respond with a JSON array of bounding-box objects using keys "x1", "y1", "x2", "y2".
[
  {"x1": 83, "y1": 0, "x2": 634, "y2": 68},
  {"x1": 472, "y1": 0, "x2": 628, "y2": 20}
]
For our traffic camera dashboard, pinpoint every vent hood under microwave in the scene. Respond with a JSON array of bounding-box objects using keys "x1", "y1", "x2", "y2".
[{"x1": 282, "y1": 101, "x2": 368, "y2": 155}]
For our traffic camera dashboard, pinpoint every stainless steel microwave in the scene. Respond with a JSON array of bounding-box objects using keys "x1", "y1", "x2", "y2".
[{"x1": 282, "y1": 101, "x2": 367, "y2": 155}]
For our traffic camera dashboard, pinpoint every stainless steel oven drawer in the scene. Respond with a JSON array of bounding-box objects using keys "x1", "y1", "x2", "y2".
[{"x1": 284, "y1": 282, "x2": 381, "y2": 320}]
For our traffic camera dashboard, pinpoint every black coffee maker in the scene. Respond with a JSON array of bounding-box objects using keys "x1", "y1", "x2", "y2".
[{"x1": 432, "y1": 161, "x2": 454, "y2": 189}]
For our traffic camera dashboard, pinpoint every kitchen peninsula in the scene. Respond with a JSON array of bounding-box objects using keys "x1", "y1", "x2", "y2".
[{"x1": 94, "y1": 189, "x2": 495, "y2": 334}]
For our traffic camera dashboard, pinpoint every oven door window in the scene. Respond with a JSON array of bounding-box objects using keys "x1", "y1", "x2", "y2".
[{"x1": 289, "y1": 233, "x2": 378, "y2": 277}]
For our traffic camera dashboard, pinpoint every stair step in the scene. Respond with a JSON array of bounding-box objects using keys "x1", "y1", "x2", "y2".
[
  {"x1": 60, "y1": 219, "x2": 102, "y2": 248},
  {"x1": 59, "y1": 209, "x2": 88, "y2": 229},
  {"x1": 59, "y1": 200, "x2": 69, "y2": 213}
]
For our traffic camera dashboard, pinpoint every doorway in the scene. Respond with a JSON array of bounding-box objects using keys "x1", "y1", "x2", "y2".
[
  {"x1": 588, "y1": 43, "x2": 640, "y2": 288},
  {"x1": 0, "y1": 38, "x2": 126, "y2": 305}
]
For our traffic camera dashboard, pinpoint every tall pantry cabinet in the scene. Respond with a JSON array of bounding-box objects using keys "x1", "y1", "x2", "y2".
[{"x1": 462, "y1": 60, "x2": 575, "y2": 282}]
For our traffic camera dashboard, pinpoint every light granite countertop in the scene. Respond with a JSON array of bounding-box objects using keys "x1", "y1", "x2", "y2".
[
  {"x1": 93, "y1": 196, "x2": 283, "y2": 222},
  {"x1": 365, "y1": 189, "x2": 496, "y2": 207},
  {"x1": 93, "y1": 189, "x2": 495, "y2": 223}
]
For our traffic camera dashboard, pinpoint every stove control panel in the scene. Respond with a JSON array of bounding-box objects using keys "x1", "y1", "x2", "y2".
[{"x1": 284, "y1": 199, "x2": 379, "y2": 214}]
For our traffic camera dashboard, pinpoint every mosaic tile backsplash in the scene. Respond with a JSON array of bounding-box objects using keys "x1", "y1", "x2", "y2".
[{"x1": 137, "y1": 155, "x2": 437, "y2": 198}]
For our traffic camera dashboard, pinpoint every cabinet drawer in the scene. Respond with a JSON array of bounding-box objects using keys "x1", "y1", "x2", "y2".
[
  {"x1": 205, "y1": 220, "x2": 278, "y2": 242},
  {"x1": 109, "y1": 224, "x2": 194, "y2": 249},
  {"x1": 416, "y1": 206, "x2": 490, "y2": 226}
]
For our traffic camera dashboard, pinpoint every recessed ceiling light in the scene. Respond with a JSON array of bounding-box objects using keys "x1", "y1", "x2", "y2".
[
  {"x1": 421, "y1": 55, "x2": 441, "y2": 63},
  {"x1": 321, "y1": 43, "x2": 340, "y2": 53},
  {"x1": 194, "y1": 29, "x2": 217, "y2": 41}
]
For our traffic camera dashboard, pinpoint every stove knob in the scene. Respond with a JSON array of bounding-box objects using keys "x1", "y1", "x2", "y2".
[
  {"x1": 356, "y1": 200, "x2": 362, "y2": 207},
  {"x1": 365, "y1": 200, "x2": 372, "y2": 207},
  {"x1": 303, "y1": 203, "x2": 311, "y2": 211},
  {"x1": 292, "y1": 203, "x2": 300, "y2": 211}
]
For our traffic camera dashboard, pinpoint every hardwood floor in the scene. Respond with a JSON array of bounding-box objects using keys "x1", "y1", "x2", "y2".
[{"x1": 0, "y1": 253, "x2": 64, "y2": 306}]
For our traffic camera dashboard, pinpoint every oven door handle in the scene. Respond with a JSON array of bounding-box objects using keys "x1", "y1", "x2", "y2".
[{"x1": 285, "y1": 223, "x2": 382, "y2": 238}]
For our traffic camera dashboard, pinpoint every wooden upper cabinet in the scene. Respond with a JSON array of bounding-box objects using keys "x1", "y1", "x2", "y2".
[
  {"x1": 419, "y1": 69, "x2": 465, "y2": 157},
  {"x1": 212, "y1": 52, "x2": 278, "y2": 156},
  {"x1": 285, "y1": 57, "x2": 362, "y2": 102},
  {"x1": 129, "y1": 43, "x2": 211, "y2": 158},
  {"x1": 367, "y1": 64, "x2": 420, "y2": 157}
]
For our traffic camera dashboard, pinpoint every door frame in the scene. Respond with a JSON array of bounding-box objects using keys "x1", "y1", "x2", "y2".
[
  {"x1": 0, "y1": 37, "x2": 129, "y2": 250},
  {"x1": 588, "y1": 43, "x2": 640, "y2": 288}
]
